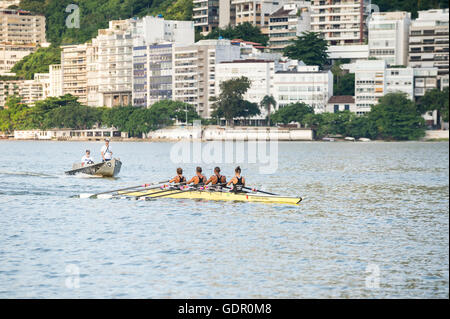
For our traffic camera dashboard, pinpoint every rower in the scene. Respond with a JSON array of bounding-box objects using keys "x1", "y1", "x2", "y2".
[
  {"x1": 169, "y1": 168, "x2": 186, "y2": 186},
  {"x1": 81, "y1": 150, "x2": 94, "y2": 167},
  {"x1": 227, "y1": 166, "x2": 245, "y2": 193},
  {"x1": 101, "y1": 138, "x2": 113, "y2": 162},
  {"x1": 205, "y1": 167, "x2": 226, "y2": 188},
  {"x1": 186, "y1": 166, "x2": 207, "y2": 187}
]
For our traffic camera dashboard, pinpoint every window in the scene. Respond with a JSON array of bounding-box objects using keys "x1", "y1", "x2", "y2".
[
  {"x1": 344, "y1": 104, "x2": 349, "y2": 111},
  {"x1": 334, "y1": 104, "x2": 339, "y2": 113}
]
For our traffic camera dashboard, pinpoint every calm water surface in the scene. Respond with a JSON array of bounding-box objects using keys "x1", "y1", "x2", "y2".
[{"x1": 0, "y1": 141, "x2": 448, "y2": 298}]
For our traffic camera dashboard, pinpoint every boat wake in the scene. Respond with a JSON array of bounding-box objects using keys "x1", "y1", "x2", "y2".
[{"x1": 0, "y1": 171, "x2": 57, "y2": 178}]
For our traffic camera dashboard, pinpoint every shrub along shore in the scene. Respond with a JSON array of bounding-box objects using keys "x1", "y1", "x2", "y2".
[{"x1": 1, "y1": 89, "x2": 448, "y2": 141}]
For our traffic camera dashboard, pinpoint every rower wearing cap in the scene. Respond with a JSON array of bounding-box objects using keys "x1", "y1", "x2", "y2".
[
  {"x1": 205, "y1": 167, "x2": 226, "y2": 187},
  {"x1": 100, "y1": 138, "x2": 113, "y2": 162},
  {"x1": 186, "y1": 166, "x2": 207, "y2": 186},
  {"x1": 169, "y1": 168, "x2": 186, "y2": 186},
  {"x1": 227, "y1": 166, "x2": 245, "y2": 193}
]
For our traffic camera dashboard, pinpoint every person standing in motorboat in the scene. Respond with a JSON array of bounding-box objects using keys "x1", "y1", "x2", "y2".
[{"x1": 101, "y1": 139, "x2": 113, "y2": 162}]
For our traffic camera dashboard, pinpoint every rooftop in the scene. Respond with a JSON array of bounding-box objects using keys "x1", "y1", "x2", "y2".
[{"x1": 328, "y1": 96, "x2": 355, "y2": 104}]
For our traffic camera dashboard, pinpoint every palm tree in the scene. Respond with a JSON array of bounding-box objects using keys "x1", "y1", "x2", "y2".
[{"x1": 260, "y1": 95, "x2": 276, "y2": 126}]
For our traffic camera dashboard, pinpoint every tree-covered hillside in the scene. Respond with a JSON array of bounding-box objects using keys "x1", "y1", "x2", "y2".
[
  {"x1": 19, "y1": 0, "x2": 449, "y2": 46},
  {"x1": 374, "y1": 0, "x2": 448, "y2": 18},
  {"x1": 19, "y1": 0, "x2": 192, "y2": 45}
]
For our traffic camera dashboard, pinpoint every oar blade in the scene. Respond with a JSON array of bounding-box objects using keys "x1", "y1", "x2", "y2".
[
  {"x1": 79, "y1": 193, "x2": 94, "y2": 199},
  {"x1": 97, "y1": 194, "x2": 113, "y2": 199}
]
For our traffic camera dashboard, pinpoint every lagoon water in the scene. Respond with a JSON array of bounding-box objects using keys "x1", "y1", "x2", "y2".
[{"x1": 0, "y1": 140, "x2": 448, "y2": 298}]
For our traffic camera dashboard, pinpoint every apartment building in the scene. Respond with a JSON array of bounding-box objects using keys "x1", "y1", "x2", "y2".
[
  {"x1": 0, "y1": 78, "x2": 20, "y2": 107},
  {"x1": 49, "y1": 64, "x2": 63, "y2": 97},
  {"x1": 273, "y1": 64, "x2": 333, "y2": 113},
  {"x1": 61, "y1": 43, "x2": 88, "y2": 105},
  {"x1": 412, "y1": 67, "x2": 438, "y2": 99},
  {"x1": 133, "y1": 16, "x2": 194, "y2": 47},
  {"x1": 215, "y1": 59, "x2": 275, "y2": 122},
  {"x1": 193, "y1": 0, "x2": 238, "y2": 34},
  {"x1": 368, "y1": 11, "x2": 411, "y2": 66},
  {"x1": 354, "y1": 59, "x2": 385, "y2": 114},
  {"x1": 133, "y1": 43, "x2": 174, "y2": 107},
  {"x1": 173, "y1": 39, "x2": 240, "y2": 117},
  {"x1": 232, "y1": 0, "x2": 285, "y2": 28},
  {"x1": 0, "y1": 43, "x2": 37, "y2": 74},
  {"x1": 34, "y1": 72, "x2": 50, "y2": 99},
  {"x1": 310, "y1": 0, "x2": 370, "y2": 45},
  {"x1": 20, "y1": 79, "x2": 43, "y2": 106},
  {"x1": 408, "y1": 9, "x2": 449, "y2": 86},
  {"x1": 266, "y1": 1, "x2": 311, "y2": 52},
  {"x1": 87, "y1": 19, "x2": 135, "y2": 107},
  {"x1": 354, "y1": 59, "x2": 414, "y2": 114},
  {"x1": 0, "y1": 8, "x2": 46, "y2": 44},
  {"x1": 385, "y1": 67, "x2": 414, "y2": 99}
]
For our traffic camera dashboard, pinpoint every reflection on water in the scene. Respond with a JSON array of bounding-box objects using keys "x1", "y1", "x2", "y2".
[{"x1": 0, "y1": 141, "x2": 448, "y2": 298}]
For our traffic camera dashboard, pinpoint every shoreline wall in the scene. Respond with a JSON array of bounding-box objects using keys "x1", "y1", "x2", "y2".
[{"x1": 147, "y1": 126, "x2": 314, "y2": 141}]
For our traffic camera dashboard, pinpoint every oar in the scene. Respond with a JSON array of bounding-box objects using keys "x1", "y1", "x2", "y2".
[
  {"x1": 79, "y1": 180, "x2": 170, "y2": 199},
  {"x1": 243, "y1": 186, "x2": 277, "y2": 196},
  {"x1": 99, "y1": 181, "x2": 174, "y2": 199},
  {"x1": 142, "y1": 186, "x2": 198, "y2": 200},
  {"x1": 132, "y1": 183, "x2": 189, "y2": 199},
  {"x1": 219, "y1": 183, "x2": 278, "y2": 196}
]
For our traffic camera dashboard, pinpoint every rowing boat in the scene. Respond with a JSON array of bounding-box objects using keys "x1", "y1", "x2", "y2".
[
  {"x1": 65, "y1": 158, "x2": 122, "y2": 177},
  {"x1": 121, "y1": 187, "x2": 302, "y2": 205}
]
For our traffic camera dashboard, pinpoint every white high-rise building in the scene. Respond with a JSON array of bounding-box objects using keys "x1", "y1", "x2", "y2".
[
  {"x1": 232, "y1": 0, "x2": 287, "y2": 28},
  {"x1": 215, "y1": 59, "x2": 275, "y2": 123},
  {"x1": 274, "y1": 64, "x2": 333, "y2": 113},
  {"x1": 354, "y1": 59, "x2": 414, "y2": 114},
  {"x1": 310, "y1": 0, "x2": 370, "y2": 45},
  {"x1": 133, "y1": 16, "x2": 194, "y2": 47},
  {"x1": 61, "y1": 43, "x2": 88, "y2": 105},
  {"x1": 0, "y1": 8, "x2": 46, "y2": 44},
  {"x1": 0, "y1": 43, "x2": 36, "y2": 75},
  {"x1": 368, "y1": 11, "x2": 411, "y2": 66},
  {"x1": 408, "y1": 9, "x2": 449, "y2": 87},
  {"x1": 173, "y1": 39, "x2": 240, "y2": 118},
  {"x1": 87, "y1": 19, "x2": 135, "y2": 107},
  {"x1": 265, "y1": 1, "x2": 311, "y2": 52},
  {"x1": 49, "y1": 64, "x2": 63, "y2": 97},
  {"x1": 193, "y1": 0, "x2": 235, "y2": 34}
]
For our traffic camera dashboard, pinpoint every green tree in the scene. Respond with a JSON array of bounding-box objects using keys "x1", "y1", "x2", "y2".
[
  {"x1": 369, "y1": 93, "x2": 425, "y2": 140},
  {"x1": 334, "y1": 73, "x2": 355, "y2": 96},
  {"x1": 200, "y1": 22, "x2": 269, "y2": 46},
  {"x1": 271, "y1": 102, "x2": 314, "y2": 126},
  {"x1": 417, "y1": 87, "x2": 449, "y2": 126},
  {"x1": 212, "y1": 77, "x2": 253, "y2": 126},
  {"x1": 0, "y1": 108, "x2": 12, "y2": 132},
  {"x1": 283, "y1": 32, "x2": 329, "y2": 67},
  {"x1": 345, "y1": 115, "x2": 378, "y2": 139},
  {"x1": 260, "y1": 95, "x2": 276, "y2": 126}
]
